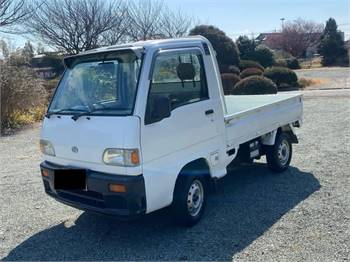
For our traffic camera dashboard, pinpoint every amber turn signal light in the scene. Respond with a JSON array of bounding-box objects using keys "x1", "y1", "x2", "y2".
[
  {"x1": 130, "y1": 150, "x2": 140, "y2": 165},
  {"x1": 41, "y1": 169, "x2": 49, "y2": 177},
  {"x1": 109, "y1": 184, "x2": 127, "y2": 193}
]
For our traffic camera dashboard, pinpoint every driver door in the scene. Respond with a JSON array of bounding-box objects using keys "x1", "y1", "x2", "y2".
[{"x1": 141, "y1": 48, "x2": 220, "y2": 164}]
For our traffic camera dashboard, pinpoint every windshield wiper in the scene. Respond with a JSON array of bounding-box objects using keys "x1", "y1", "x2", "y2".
[
  {"x1": 71, "y1": 107, "x2": 109, "y2": 121},
  {"x1": 71, "y1": 106, "x2": 129, "y2": 121},
  {"x1": 45, "y1": 108, "x2": 86, "y2": 118}
]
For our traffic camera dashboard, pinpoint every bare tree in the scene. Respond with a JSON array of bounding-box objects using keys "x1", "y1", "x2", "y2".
[
  {"x1": 160, "y1": 7, "x2": 194, "y2": 38},
  {"x1": 126, "y1": 0, "x2": 165, "y2": 41},
  {"x1": 0, "y1": 0, "x2": 31, "y2": 31},
  {"x1": 100, "y1": 5, "x2": 129, "y2": 46},
  {"x1": 279, "y1": 18, "x2": 324, "y2": 57},
  {"x1": 26, "y1": 0, "x2": 128, "y2": 54},
  {"x1": 126, "y1": 0, "x2": 193, "y2": 41}
]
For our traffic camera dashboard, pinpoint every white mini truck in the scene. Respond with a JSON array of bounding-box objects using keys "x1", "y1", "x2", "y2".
[{"x1": 40, "y1": 37, "x2": 303, "y2": 226}]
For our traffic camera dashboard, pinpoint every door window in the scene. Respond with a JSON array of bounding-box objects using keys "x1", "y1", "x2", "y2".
[{"x1": 148, "y1": 51, "x2": 208, "y2": 111}]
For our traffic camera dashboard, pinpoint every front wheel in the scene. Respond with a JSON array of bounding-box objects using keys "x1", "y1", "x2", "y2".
[
  {"x1": 172, "y1": 176, "x2": 206, "y2": 227},
  {"x1": 266, "y1": 132, "x2": 292, "y2": 172}
]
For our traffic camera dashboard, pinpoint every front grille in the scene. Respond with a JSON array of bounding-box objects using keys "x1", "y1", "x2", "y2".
[
  {"x1": 57, "y1": 190, "x2": 105, "y2": 208},
  {"x1": 56, "y1": 190, "x2": 127, "y2": 210}
]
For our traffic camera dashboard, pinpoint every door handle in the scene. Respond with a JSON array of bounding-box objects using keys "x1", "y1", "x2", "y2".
[{"x1": 205, "y1": 109, "x2": 214, "y2": 115}]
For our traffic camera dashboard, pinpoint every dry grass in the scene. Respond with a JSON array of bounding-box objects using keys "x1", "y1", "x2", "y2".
[
  {"x1": 7, "y1": 106, "x2": 47, "y2": 129},
  {"x1": 298, "y1": 77, "x2": 329, "y2": 89},
  {"x1": 299, "y1": 57, "x2": 323, "y2": 69}
]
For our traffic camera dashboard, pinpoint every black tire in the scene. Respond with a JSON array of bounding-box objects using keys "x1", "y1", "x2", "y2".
[
  {"x1": 266, "y1": 132, "x2": 292, "y2": 172},
  {"x1": 172, "y1": 175, "x2": 206, "y2": 227}
]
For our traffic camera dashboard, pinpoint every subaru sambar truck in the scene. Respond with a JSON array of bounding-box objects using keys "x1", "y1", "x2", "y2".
[{"x1": 39, "y1": 36, "x2": 303, "y2": 226}]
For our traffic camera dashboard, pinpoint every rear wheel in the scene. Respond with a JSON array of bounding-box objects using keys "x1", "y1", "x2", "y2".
[
  {"x1": 172, "y1": 175, "x2": 206, "y2": 227},
  {"x1": 266, "y1": 132, "x2": 292, "y2": 172}
]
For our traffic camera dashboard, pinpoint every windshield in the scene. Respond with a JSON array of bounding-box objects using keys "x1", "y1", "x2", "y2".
[{"x1": 49, "y1": 50, "x2": 142, "y2": 116}]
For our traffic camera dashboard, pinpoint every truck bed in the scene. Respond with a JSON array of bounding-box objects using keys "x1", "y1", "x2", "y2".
[{"x1": 224, "y1": 93, "x2": 303, "y2": 148}]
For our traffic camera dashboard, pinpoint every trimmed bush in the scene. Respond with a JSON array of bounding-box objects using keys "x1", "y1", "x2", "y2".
[
  {"x1": 240, "y1": 67, "x2": 263, "y2": 78},
  {"x1": 219, "y1": 64, "x2": 240, "y2": 75},
  {"x1": 219, "y1": 65, "x2": 241, "y2": 75},
  {"x1": 221, "y1": 73, "x2": 241, "y2": 95},
  {"x1": 219, "y1": 64, "x2": 229, "y2": 74},
  {"x1": 227, "y1": 65, "x2": 240, "y2": 75},
  {"x1": 252, "y1": 45, "x2": 275, "y2": 67},
  {"x1": 239, "y1": 60, "x2": 264, "y2": 71},
  {"x1": 233, "y1": 76, "x2": 277, "y2": 95},
  {"x1": 189, "y1": 25, "x2": 240, "y2": 67},
  {"x1": 286, "y1": 58, "x2": 301, "y2": 69},
  {"x1": 274, "y1": 58, "x2": 300, "y2": 69},
  {"x1": 274, "y1": 59, "x2": 288, "y2": 67},
  {"x1": 263, "y1": 66, "x2": 298, "y2": 88}
]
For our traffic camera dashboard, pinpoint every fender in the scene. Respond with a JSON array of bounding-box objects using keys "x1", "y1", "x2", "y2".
[
  {"x1": 261, "y1": 129, "x2": 278, "y2": 146},
  {"x1": 261, "y1": 124, "x2": 299, "y2": 146},
  {"x1": 282, "y1": 124, "x2": 299, "y2": 144}
]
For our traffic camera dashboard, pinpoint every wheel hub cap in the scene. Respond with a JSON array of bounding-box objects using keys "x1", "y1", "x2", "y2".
[
  {"x1": 187, "y1": 180, "x2": 204, "y2": 217},
  {"x1": 277, "y1": 140, "x2": 290, "y2": 166}
]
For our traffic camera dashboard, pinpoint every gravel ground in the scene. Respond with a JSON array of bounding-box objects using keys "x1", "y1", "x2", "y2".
[
  {"x1": 1, "y1": 89, "x2": 350, "y2": 261},
  {"x1": 296, "y1": 67, "x2": 350, "y2": 90}
]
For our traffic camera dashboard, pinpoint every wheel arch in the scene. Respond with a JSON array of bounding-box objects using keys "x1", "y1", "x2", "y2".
[
  {"x1": 261, "y1": 124, "x2": 298, "y2": 146},
  {"x1": 174, "y1": 158, "x2": 213, "y2": 196},
  {"x1": 281, "y1": 124, "x2": 299, "y2": 144}
]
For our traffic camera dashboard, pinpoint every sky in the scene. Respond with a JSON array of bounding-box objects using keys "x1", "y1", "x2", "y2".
[
  {"x1": 1, "y1": 0, "x2": 349, "y2": 49},
  {"x1": 165, "y1": 0, "x2": 350, "y2": 39}
]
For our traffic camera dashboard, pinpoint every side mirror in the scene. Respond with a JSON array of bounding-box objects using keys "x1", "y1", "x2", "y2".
[{"x1": 145, "y1": 95, "x2": 171, "y2": 125}]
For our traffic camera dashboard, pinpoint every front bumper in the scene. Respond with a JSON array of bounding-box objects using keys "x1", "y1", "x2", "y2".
[{"x1": 40, "y1": 161, "x2": 146, "y2": 219}]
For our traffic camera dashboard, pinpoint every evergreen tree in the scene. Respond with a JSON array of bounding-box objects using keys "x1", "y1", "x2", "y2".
[
  {"x1": 318, "y1": 18, "x2": 349, "y2": 66},
  {"x1": 252, "y1": 45, "x2": 275, "y2": 67},
  {"x1": 236, "y1": 36, "x2": 275, "y2": 67},
  {"x1": 236, "y1": 36, "x2": 256, "y2": 61},
  {"x1": 189, "y1": 25, "x2": 240, "y2": 69}
]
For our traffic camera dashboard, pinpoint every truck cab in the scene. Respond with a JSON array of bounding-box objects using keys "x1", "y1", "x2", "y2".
[{"x1": 40, "y1": 37, "x2": 303, "y2": 226}]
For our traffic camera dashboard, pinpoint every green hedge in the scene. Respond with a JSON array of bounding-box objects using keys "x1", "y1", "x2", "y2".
[
  {"x1": 286, "y1": 58, "x2": 301, "y2": 69},
  {"x1": 240, "y1": 67, "x2": 263, "y2": 78},
  {"x1": 239, "y1": 60, "x2": 264, "y2": 71},
  {"x1": 275, "y1": 58, "x2": 300, "y2": 69},
  {"x1": 232, "y1": 76, "x2": 277, "y2": 95},
  {"x1": 219, "y1": 64, "x2": 240, "y2": 75},
  {"x1": 228, "y1": 65, "x2": 240, "y2": 75},
  {"x1": 263, "y1": 66, "x2": 298, "y2": 87},
  {"x1": 274, "y1": 59, "x2": 288, "y2": 67},
  {"x1": 253, "y1": 45, "x2": 275, "y2": 67},
  {"x1": 221, "y1": 73, "x2": 241, "y2": 95}
]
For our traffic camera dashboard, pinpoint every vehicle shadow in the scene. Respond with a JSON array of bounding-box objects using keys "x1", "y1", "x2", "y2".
[{"x1": 4, "y1": 163, "x2": 320, "y2": 261}]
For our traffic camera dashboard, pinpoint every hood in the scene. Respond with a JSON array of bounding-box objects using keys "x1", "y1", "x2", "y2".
[{"x1": 41, "y1": 115, "x2": 141, "y2": 175}]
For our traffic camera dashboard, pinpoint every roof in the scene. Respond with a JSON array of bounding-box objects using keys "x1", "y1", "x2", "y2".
[
  {"x1": 33, "y1": 54, "x2": 46, "y2": 59},
  {"x1": 256, "y1": 32, "x2": 282, "y2": 41},
  {"x1": 78, "y1": 36, "x2": 209, "y2": 55},
  {"x1": 63, "y1": 36, "x2": 211, "y2": 68},
  {"x1": 256, "y1": 32, "x2": 322, "y2": 50}
]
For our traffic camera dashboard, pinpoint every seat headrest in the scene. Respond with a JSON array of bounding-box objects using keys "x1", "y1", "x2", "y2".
[{"x1": 176, "y1": 63, "x2": 196, "y2": 81}]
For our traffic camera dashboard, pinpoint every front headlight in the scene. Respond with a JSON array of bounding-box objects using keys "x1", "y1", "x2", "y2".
[
  {"x1": 102, "y1": 148, "x2": 140, "y2": 167},
  {"x1": 39, "y1": 139, "x2": 55, "y2": 156}
]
